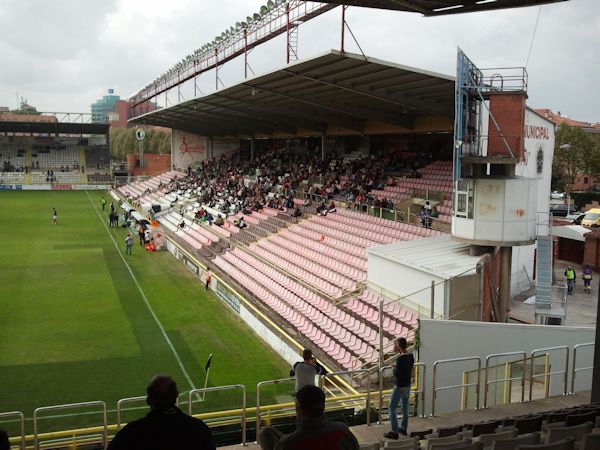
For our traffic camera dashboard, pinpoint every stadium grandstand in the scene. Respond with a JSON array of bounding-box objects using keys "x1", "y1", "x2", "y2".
[
  {"x1": 0, "y1": 114, "x2": 112, "y2": 187},
  {"x1": 2, "y1": 0, "x2": 599, "y2": 450}
]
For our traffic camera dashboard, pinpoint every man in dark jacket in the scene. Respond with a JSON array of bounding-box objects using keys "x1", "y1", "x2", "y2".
[
  {"x1": 384, "y1": 337, "x2": 414, "y2": 439},
  {"x1": 108, "y1": 374, "x2": 215, "y2": 450},
  {"x1": 258, "y1": 385, "x2": 359, "y2": 450}
]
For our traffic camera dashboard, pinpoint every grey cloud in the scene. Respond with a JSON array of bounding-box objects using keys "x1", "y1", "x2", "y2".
[{"x1": 0, "y1": 0, "x2": 597, "y2": 123}]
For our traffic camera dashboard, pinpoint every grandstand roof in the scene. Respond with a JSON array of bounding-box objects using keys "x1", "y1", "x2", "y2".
[
  {"x1": 313, "y1": 0, "x2": 567, "y2": 16},
  {"x1": 129, "y1": 50, "x2": 456, "y2": 138},
  {"x1": 368, "y1": 235, "x2": 481, "y2": 279},
  {"x1": 0, "y1": 121, "x2": 109, "y2": 135}
]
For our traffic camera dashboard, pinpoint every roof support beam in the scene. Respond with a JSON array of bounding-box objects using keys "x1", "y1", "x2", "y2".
[
  {"x1": 284, "y1": 69, "x2": 453, "y2": 117},
  {"x1": 243, "y1": 82, "x2": 365, "y2": 132},
  {"x1": 211, "y1": 94, "x2": 327, "y2": 133},
  {"x1": 176, "y1": 104, "x2": 297, "y2": 135}
]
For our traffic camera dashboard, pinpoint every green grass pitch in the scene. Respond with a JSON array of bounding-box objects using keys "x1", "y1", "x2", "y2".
[{"x1": 0, "y1": 190, "x2": 290, "y2": 435}]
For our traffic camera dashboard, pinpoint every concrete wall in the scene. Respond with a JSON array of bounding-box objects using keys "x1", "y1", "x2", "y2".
[
  {"x1": 171, "y1": 130, "x2": 207, "y2": 169},
  {"x1": 367, "y1": 252, "x2": 447, "y2": 318},
  {"x1": 212, "y1": 138, "x2": 240, "y2": 158},
  {"x1": 510, "y1": 109, "x2": 556, "y2": 293},
  {"x1": 418, "y1": 319, "x2": 595, "y2": 415},
  {"x1": 479, "y1": 108, "x2": 555, "y2": 295},
  {"x1": 448, "y1": 273, "x2": 481, "y2": 320}
]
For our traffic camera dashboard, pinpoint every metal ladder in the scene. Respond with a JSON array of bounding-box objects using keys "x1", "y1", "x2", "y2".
[{"x1": 535, "y1": 235, "x2": 553, "y2": 308}]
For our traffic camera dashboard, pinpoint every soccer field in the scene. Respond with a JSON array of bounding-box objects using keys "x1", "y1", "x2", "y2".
[{"x1": 0, "y1": 190, "x2": 289, "y2": 434}]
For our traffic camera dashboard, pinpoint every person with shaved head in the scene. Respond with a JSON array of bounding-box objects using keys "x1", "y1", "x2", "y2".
[{"x1": 108, "y1": 374, "x2": 215, "y2": 450}]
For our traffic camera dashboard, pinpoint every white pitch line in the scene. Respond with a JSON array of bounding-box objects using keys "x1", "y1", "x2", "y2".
[{"x1": 85, "y1": 190, "x2": 197, "y2": 392}]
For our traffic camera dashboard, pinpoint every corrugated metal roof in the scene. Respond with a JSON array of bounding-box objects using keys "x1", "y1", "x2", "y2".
[
  {"x1": 368, "y1": 235, "x2": 482, "y2": 279},
  {"x1": 129, "y1": 50, "x2": 455, "y2": 137},
  {"x1": 313, "y1": 1, "x2": 567, "y2": 16}
]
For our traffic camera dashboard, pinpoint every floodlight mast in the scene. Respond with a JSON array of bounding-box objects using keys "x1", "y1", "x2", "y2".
[{"x1": 128, "y1": 1, "x2": 337, "y2": 112}]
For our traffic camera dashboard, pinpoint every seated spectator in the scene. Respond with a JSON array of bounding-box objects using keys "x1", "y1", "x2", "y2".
[
  {"x1": 258, "y1": 385, "x2": 359, "y2": 450},
  {"x1": 214, "y1": 216, "x2": 225, "y2": 227},
  {"x1": 237, "y1": 217, "x2": 247, "y2": 229},
  {"x1": 291, "y1": 207, "x2": 301, "y2": 218},
  {"x1": 328, "y1": 201, "x2": 336, "y2": 213},
  {"x1": 107, "y1": 374, "x2": 215, "y2": 450},
  {"x1": 316, "y1": 201, "x2": 328, "y2": 216}
]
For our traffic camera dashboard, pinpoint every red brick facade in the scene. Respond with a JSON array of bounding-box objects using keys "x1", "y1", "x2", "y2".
[
  {"x1": 487, "y1": 93, "x2": 526, "y2": 159},
  {"x1": 127, "y1": 154, "x2": 171, "y2": 176}
]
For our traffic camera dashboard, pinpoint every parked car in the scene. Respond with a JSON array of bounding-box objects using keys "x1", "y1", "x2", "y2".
[
  {"x1": 551, "y1": 191, "x2": 565, "y2": 200},
  {"x1": 581, "y1": 208, "x2": 600, "y2": 227},
  {"x1": 565, "y1": 212, "x2": 586, "y2": 225},
  {"x1": 550, "y1": 204, "x2": 578, "y2": 217}
]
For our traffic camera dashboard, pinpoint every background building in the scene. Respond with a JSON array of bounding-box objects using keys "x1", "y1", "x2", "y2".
[
  {"x1": 91, "y1": 88, "x2": 157, "y2": 128},
  {"x1": 91, "y1": 88, "x2": 120, "y2": 124}
]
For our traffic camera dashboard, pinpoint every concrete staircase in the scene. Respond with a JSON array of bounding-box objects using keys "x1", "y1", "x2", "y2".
[{"x1": 79, "y1": 146, "x2": 88, "y2": 184}]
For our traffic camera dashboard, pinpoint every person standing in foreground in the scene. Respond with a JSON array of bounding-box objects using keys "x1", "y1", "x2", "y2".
[
  {"x1": 384, "y1": 337, "x2": 414, "y2": 439},
  {"x1": 125, "y1": 233, "x2": 133, "y2": 255},
  {"x1": 257, "y1": 385, "x2": 359, "y2": 450},
  {"x1": 52, "y1": 208, "x2": 58, "y2": 224},
  {"x1": 290, "y1": 349, "x2": 325, "y2": 392},
  {"x1": 108, "y1": 374, "x2": 215, "y2": 450},
  {"x1": 101, "y1": 196, "x2": 106, "y2": 211}
]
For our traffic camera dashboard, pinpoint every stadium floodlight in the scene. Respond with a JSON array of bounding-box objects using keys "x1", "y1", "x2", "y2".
[
  {"x1": 235, "y1": 22, "x2": 241, "y2": 31},
  {"x1": 260, "y1": 5, "x2": 269, "y2": 15},
  {"x1": 247, "y1": 16, "x2": 253, "y2": 24},
  {"x1": 230, "y1": 26, "x2": 236, "y2": 34},
  {"x1": 241, "y1": 21, "x2": 248, "y2": 29},
  {"x1": 253, "y1": 13, "x2": 261, "y2": 21},
  {"x1": 267, "y1": 0, "x2": 275, "y2": 10}
]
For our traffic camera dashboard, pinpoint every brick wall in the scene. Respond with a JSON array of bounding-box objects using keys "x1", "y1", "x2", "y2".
[
  {"x1": 488, "y1": 93, "x2": 526, "y2": 159},
  {"x1": 127, "y1": 154, "x2": 170, "y2": 176}
]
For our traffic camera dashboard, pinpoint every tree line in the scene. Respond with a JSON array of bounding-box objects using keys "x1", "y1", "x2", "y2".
[
  {"x1": 109, "y1": 128, "x2": 171, "y2": 159},
  {"x1": 552, "y1": 124, "x2": 600, "y2": 191}
]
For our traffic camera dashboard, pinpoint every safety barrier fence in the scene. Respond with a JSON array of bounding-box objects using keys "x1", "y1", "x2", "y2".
[
  {"x1": 5, "y1": 341, "x2": 594, "y2": 448},
  {"x1": 283, "y1": 188, "x2": 448, "y2": 232}
]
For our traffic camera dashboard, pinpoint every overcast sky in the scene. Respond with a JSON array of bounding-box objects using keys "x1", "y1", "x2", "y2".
[{"x1": 0, "y1": 0, "x2": 597, "y2": 122}]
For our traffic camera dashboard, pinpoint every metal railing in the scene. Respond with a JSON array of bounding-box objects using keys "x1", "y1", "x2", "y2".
[
  {"x1": 187, "y1": 384, "x2": 247, "y2": 446},
  {"x1": 529, "y1": 346, "x2": 569, "y2": 401},
  {"x1": 321, "y1": 369, "x2": 372, "y2": 425},
  {"x1": 33, "y1": 401, "x2": 107, "y2": 450},
  {"x1": 378, "y1": 362, "x2": 426, "y2": 422},
  {"x1": 6, "y1": 338, "x2": 600, "y2": 449},
  {"x1": 283, "y1": 188, "x2": 448, "y2": 231},
  {"x1": 432, "y1": 356, "x2": 481, "y2": 416},
  {"x1": 0, "y1": 411, "x2": 25, "y2": 450},
  {"x1": 115, "y1": 396, "x2": 147, "y2": 429},
  {"x1": 255, "y1": 377, "x2": 295, "y2": 436},
  {"x1": 571, "y1": 342, "x2": 595, "y2": 394},
  {"x1": 483, "y1": 351, "x2": 526, "y2": 408}
]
